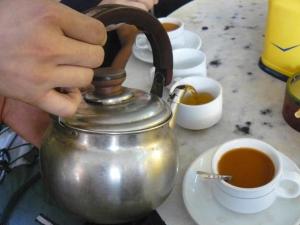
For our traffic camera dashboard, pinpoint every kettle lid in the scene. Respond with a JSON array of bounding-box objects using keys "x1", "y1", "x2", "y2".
[{"x1": 59, "y1": 68, "x2": 171, "y2": 134}]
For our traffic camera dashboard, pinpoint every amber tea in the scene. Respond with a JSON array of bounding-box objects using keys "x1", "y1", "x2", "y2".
[
  {"x1": 180, "y1": 86, "x2": 215, "y2": 105},
  {"x1": 162, "y1": 22, "x2": 179, "y2": 32},
  {"x1": 218, "y1": 148, "x2": 275, "y2": 188}
]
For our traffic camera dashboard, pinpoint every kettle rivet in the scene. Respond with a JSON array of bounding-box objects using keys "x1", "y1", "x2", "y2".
[{"x1": 71, "y1": 130, "x2": 78, "y2": 137}]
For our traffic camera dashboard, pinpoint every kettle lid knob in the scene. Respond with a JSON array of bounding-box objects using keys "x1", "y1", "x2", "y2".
[
  {"x1": 84, "y1": 67, "x2": 133, "y2": 104},
  {"x1": 92, "y1": 67, "x2": 126, "y2": 96}
]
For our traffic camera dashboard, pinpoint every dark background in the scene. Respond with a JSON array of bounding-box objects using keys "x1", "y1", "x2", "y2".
[{"x1": 61, "y1": 0, "x2": 192, "y2": 16}]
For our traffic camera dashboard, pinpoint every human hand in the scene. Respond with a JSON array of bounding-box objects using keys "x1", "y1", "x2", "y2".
[
  {"x1": 100, "y1": 0, "x2": 159, "y2": 11},
  {"x1": 0, "y1": 0, "x2": 107, "y2": 117}
]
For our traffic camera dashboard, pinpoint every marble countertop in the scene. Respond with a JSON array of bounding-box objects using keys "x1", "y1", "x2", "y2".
[{"x1": 124, "y1": 0, "x2": 300, "y2": 224}]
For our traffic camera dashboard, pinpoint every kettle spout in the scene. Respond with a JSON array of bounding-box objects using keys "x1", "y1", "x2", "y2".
[{"x1": 168, "y1": 85, "x2": 190, "y2": 128}]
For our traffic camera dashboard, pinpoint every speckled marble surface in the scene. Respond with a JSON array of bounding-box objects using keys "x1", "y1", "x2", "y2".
[{"x1": 124, "y1": 0, "x2": 300, "y2": 224}]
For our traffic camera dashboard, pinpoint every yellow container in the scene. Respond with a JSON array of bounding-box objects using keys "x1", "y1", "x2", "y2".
[{"x1": 259, "y1": 0, "x2": 300, "y2": 81}]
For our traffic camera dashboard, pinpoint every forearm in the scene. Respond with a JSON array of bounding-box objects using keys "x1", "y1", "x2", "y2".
[{"x1": 2, "y1": 99, "x2": 50, "y2": 147}]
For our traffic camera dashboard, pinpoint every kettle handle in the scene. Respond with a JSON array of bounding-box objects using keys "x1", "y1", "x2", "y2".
[{"x1": 85, "y1": 4, "x2": 173, "y2": 97}]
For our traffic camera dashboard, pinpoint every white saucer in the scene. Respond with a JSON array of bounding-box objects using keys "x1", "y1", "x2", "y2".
[
  {"x1": 183, "y1": 146, "x2": 300, "y2": 225},
  {"x1": 133, "y1": 30, "x2": 202, "y2": 64}
]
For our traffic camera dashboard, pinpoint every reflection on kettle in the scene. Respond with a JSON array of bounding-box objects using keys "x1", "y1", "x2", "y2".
[{"x1": 40, "y1": 5, "x2": 189, "y2": 224}]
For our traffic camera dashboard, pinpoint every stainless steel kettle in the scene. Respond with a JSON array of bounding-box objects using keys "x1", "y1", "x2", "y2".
[{"x1": 40, "y1": 4, "x2": 187, "y2": 224}]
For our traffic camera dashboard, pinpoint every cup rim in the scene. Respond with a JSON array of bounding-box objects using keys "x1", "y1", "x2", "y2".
[
  {"x1": 170, "y1": 76, "x2": 222, "y2": 108},
  {"x1": 135, "y1": 17, "x2": 184, "y2": 52},
  {"x1": 158, "y1": 17, "x2": 184, "y2": 34},
  {"x1": 212, "y1": 138, "x2": 282, "y2": 192}
]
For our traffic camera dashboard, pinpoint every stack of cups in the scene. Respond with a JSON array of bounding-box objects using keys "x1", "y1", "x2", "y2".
[
  {"x1": 146, "y1": 17, "x2": 206, "y2": 84},
  {"x1": 139, "y1": 17, "x2": 222, "y2": 130},
  {"x1": 154, "y1": 18, "x2": 221, "y2": 130}
]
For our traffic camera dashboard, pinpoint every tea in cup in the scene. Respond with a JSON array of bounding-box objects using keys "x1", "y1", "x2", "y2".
[
  {"x1": 135, "y1": 17, "x2": 185, "y2": 51},
  {"x1": 211, "y1": 138, "x2": 300, "y2": 214},
  {"x1": 169, "y1": 76, "x2": 222, "y2": 130}
]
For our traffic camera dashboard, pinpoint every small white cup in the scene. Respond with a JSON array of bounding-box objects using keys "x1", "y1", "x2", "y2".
[
  {"x1": 211, "y1": 138, "x2": 300, "y2": 214},
  {"x1": 169, "y1": 76, "x2": 222, "y2": 130},
  {"x1": 135, "y1": 17, "x2": 185, "y2": 51},
  {"x1": 173, "y1": 48, "x2": 207, "y2": 78},
  {"x1": 148, "y1": 49, "x2": 207, "y2": 87}
]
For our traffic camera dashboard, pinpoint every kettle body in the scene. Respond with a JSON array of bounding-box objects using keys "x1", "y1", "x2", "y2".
[
  {"x1": 259, "y1": 0, "x2": 300, "y2": 81},
  {"x1": 40, "y1": 4, "x2": 180, "y2": 224},
  {"x1": 41, "y1": 118, "x2": 178, "y2": 224}
]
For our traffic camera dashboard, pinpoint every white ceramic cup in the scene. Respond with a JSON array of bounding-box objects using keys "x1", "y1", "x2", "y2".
[
  {"x1": 135, "y1": 17, "x2": 185, "y2": 51},
  {"x1": 211, "y1": 138, "x2": 300, "y2": 214},
  {"x1": 149, "y1": 49, "x2": 207, "y2": 86},
  {"x1": 169, "y1": 76, "x2": 222, "y2": 130},
  {"x1": 173, "y1": 48, "x2": 207, "y2": 78}
]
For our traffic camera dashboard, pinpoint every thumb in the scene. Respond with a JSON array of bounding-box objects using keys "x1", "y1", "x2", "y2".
[{"x1": 37, "y1": 88, "x2": 82, "y2": 117}]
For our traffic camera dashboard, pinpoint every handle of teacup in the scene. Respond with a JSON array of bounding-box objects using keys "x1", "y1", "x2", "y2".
[
  {"x1": 135, "y1": 34, "x2": 150, "y2": 50},
  {"x1": 85, "y1": 4, "x2": 173, "y2": 97},
  {"x1": 276, "y1": 171, "x2": 300, "y2": 198}
]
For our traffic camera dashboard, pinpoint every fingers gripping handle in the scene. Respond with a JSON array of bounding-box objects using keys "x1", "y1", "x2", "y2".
[{"x1": 86, "y1": 4, "x2": 173, "y2": 97}]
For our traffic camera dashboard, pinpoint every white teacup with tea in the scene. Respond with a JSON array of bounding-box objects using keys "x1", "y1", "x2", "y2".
[
  {"x1": 169, "y1": 76, "x2": 222, "y2": 130},
  {"x1": 211, "y1": 138, "x2": 300, "y2": 214},
  {"x1": 135, "y1": 17, "x2": 185, "y2": 51}
]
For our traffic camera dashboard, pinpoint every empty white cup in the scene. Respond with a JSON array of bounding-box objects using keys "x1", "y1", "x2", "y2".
[
  {"x1": 173, "y1": 48, "x2": 207, "y2": 78},
  {"x1": 148, "y1": 49, "x2": 207, "y2": 87},
  {"x1": 212, "y1": 138, "x2": 300, "y2": 214},
  {"x1": 169, "y1": 76, "x2": 222, "y2": 130}
]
